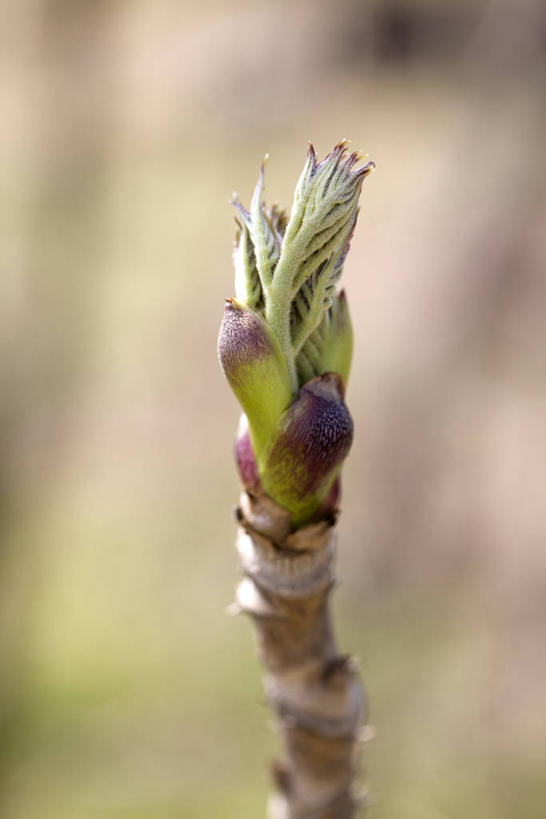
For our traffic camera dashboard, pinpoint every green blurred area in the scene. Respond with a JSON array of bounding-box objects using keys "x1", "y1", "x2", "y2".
[{"x1": 1, "y1": 1, "x2": 545, "y2": 816}]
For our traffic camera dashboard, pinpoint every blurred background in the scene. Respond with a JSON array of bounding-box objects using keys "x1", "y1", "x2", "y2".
[{"x1": 1, "y1": 0, "x2": 545, "y2": 816}]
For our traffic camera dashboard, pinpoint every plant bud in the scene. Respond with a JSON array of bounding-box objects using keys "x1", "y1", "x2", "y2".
[
  {"x1": 319, "y1": 290, "x2": 353, "y2": 394},
  {"x1": 218, "y1": 299, "x2": 293, "y2": 458},
  {"x1": 258, "y1": 373, "x2": 353, "y2": 526}
]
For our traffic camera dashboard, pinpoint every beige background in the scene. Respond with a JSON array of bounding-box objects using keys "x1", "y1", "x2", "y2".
[{"x1": 1, "y1": 1, "x2": 545, "y2": 816}]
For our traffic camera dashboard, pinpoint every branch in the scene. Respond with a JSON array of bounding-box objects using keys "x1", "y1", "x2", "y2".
[
  {"x1": 218, "y1": 142, "x2": 376, "y2": 816},
  {"x1": 233, "y1": 491, "x2": 368, "y2": 818}
]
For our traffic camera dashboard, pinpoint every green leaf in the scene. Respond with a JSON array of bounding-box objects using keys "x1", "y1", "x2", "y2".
[
  {"x1": 233, "y1": 219, "x2": 263, "y2": 311},
  {"x1": 265, "y1": 142, "x2": 373, "y2": 386},
  {"x1": 243, "y1": 162, "x2": 284, "y2": 293}
]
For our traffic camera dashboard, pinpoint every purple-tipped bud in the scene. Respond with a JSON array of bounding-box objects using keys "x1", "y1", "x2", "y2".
[
  {"x1": 218, "y1": 299, "x2": 293, "y2": 458},
  {"x1": 258, "y1": 373, "x2": 353, "y2": 526},
  {"x1": 218, "y1": 299, "x2": 272, "y2": 375}
]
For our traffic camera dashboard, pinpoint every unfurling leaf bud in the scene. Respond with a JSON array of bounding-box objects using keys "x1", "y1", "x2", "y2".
[
  {"x1": 220, "y1": 143, "x2": 373, "y2": 528},
  {"x1": 218, "y1": 299, "x2": 293, "y2": 459},
  {"x1": 258, "y1": 373, "x2": 353, "y2": 527}
]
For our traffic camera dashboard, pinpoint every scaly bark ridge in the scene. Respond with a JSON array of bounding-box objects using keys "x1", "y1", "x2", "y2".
[{"x1": 233, "y1": 489, "x2": 367, "y2": 818}]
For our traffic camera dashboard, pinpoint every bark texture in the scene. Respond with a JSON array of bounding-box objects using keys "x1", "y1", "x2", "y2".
[{"x1": 233, "y1": 490, "x2": 367, "y2": 818}]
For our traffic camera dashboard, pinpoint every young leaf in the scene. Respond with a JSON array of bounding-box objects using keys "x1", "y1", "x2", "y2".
[
  {"x1": 233, "y1": 219, "x2": 263, "y2": 311},
  {"x1": 266, "y1": 141, "x2": 373, "y2": 381}
]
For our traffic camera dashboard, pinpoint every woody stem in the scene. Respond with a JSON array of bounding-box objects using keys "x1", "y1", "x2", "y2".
[{"x1": 233, "y1": 491, "x2": 367, "y2": 818}]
